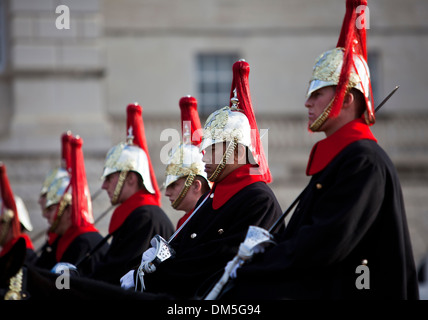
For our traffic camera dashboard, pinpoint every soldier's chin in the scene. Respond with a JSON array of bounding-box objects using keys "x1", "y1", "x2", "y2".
[{"x1": 204, "y1": 167, "x2": 214, "y2": 177}]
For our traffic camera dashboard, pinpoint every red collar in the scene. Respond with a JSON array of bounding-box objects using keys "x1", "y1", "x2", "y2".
[
  {"x1": 56, "y1": 224, "x2": 98, "y2": 262},
  {"x1": 306, "y1": 119, "x2": 377, "y2": 176},
  {"x1": 211, "y1": 164, "x2": 265, "y2": 210},
  {"x1": 108, "y1": 189, "x2": 159, "y2": 234},
  {"x1": 176, "y1": 209, "x2": 193, "y2": 229},
  {"x1": 0, "y1": 234, "x2": 34, "y2": 258}
]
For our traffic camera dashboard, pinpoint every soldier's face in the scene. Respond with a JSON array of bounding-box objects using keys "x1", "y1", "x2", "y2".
[
  {"x1": 305, "y1": 86, "x2": 335, "y2": 131},
  {"x1": 102, "y1": 172, "x2": 120, "y2": 201},
  {"x1": 45, "y1": 204, "x2": 57, "y2": 225},
  {"x1": 202, "y1": 142, "x2": 227, "y2": 177},
  {"x1": 165, "y1": 177, "x2": 185, "y2": 206}
]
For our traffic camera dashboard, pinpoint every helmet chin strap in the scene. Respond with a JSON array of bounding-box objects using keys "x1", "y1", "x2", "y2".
[
  {"x1": 208, "y1": 138, "x2": 238, "y2": 182},
  {"x1": 171, "y1": 173, "x2": 195, "y2": 209},
  {"x1": 0, "y1": 209, "x2": 14, "y2": 246},
  {"x1": 111, "y1": 170, "x2": 129, "y2": 205},
  {"x1": 48, "y1": 193, "x2": 71, "y2": 233},
  {"x1": 309, "y1": 97, "x2": 334, "y2": 132}
]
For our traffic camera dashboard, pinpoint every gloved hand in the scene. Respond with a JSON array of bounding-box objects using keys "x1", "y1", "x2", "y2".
[
  {"x1": 139, "y1": 238, "x2": 158, "y2": 274},
  {"x1": 51, "y1": 262, "x2": 79, "y2": 277},
  {"x1": 133, "y1": 237, "x2": 159, "y2": 292},
  {"x1": 120, "y1": 270, "x2": 135, "y2": 290},
  {"x1": 141, "y1": 246, "x2": 156, "y2": 265},
  {"x1": 226, "y1": 259, "x2": 241, "y2": 279},
  {"x1": 252, "y1": 243, "x2": 267, "y2": 255}
]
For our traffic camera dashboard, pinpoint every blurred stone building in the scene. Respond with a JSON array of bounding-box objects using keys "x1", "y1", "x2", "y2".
[{"x1": 0, "y1": 0, "x2": 427, "y2": 268}]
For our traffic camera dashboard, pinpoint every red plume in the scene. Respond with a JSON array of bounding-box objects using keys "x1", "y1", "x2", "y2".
[
  {"x1": 126, "y1": 103, "x2": 162, "y2": 206},
  {"x1": 330, "y1": 0, "x2": 374, "y2": 123},
  {"x1": 337, "y1": 0, "x2": 367, "y2": 59},
  {"x1": 0, "y1": 163, "x2": 21, "y2": 239},
  {"x1": 230, "y1": 60, "x2": 272, "y2": 183},
  {"x1": 179, "y1": 96, "x2": 202, "y2": 146},
  {"x1": 61, "y1": 131, "x2": 73, "y2": 173},
  {"x1": 70, "y1": 136, "x2": 94, "y2": 227}
]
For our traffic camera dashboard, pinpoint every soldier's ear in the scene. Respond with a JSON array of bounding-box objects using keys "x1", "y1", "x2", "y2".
[
  {"x1": 234, "y1": 144, "x2": 247, "y2": 164},
  {"x1": 126, "y1": 171, "x2": 139, "y2": 186},
  {"x1": 192, "y1": 178, "x2": 202, "y2": 193},
  {"x1": 342, "y1": 91, "x2": 355, "y2": 110}
]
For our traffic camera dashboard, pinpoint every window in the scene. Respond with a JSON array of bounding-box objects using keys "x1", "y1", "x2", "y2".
[
  {"x1": 367, "y1": 50, "x2": 382, "y2": 107},
  {"x1": 196, "y1": 53, "x2": 239, "y2": 116}
]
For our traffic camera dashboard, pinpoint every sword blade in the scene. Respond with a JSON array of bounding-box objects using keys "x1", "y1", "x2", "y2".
[
  {"x1": 375, "y1": 85, "x2": 399, "y2": 113},
  {"x1": 167, "y1": 191, "x2": 211, "y2": 243}
]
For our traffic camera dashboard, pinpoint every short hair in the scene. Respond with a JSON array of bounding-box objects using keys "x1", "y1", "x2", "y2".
[
  {"x1": 350, "y1": 88, "x2": 367, "y2": 118},
  {"x1": 195, "y1": 175, "x2": 211, "y2": 194},
  {"x1": 130, "y1": 171, "x2": 146, "y2": 191}
]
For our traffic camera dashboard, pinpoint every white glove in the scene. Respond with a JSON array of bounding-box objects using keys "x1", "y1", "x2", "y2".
[
  {"x1": 140, "y1": 247, "x2": 157, "y2": 274},
  {"x1": 227, "y1": 259, "x2": 242, "y2": 279},
  {"x1": 142, "y1": 247, "x2": 156, "y2": 264},
  {"x1": 120, "y1": 270, "x2": 135, "y2": 290},
  {"x1": 51, "y1": 262, "x2": 78, "y2": 276},
  {"x1": 134, "y1": 238, "x2": 158, "y2": 292},
  {"x1": 252, "y1": 243, "x2": 266, "y2": 255}
]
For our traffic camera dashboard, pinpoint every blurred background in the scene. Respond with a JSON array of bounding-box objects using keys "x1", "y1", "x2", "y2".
[{"x1": 0, "y1": 0, "x2": 427, "y2": 274}]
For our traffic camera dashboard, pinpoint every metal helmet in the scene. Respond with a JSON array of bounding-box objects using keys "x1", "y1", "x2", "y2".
[
  {"x1": 306, "y1": 0, "x2": 374, "y2": 131},
  {"x1": 200, "y1": 103, "x2": 255, "y2": 182},
  {"x1": 45, "y1": 175, "x2": 71, "y2": 209},
  {"x1": 164, "y1": 96, "x2": 208, "y2": 188},
  {"x1": 45, "y1": 174, "x2": 72, "y2": 233},
  {"x1": 0, "y1": 195, "x2": 33, "y2": 232},
  {"x1": 101, "y1": 140, "x2": 155, "y2": 195},
  {"x1": 200, "y1": 104, "x2": 253, "y2": 156},
  {"x1": 200, "y1": 60, "x2": 272, "y2": 183},
  {"x1": 306, "y1": 47, "x2": 373, "y2": 128},
  {"x1": 164, "y1": 142, "x2": 208, "y2": 189},
  {"x1": 163, "y1": 96, "x2": 209, "y2": 209},
  {"x1": 307, "y1": 47, "x2": 371, "y2": 100},
  {"x1": 40, "y1": 167, "x2": 69, "y2": 196},
  {"x1": 14, "y1": 195, "x2": 33, "y2": 232}
]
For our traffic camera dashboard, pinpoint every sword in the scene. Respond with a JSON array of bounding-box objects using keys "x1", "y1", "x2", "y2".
[
  {"x1": 139, "y1": 191, "x2": 212, "y2": 277},
  {"x1": 375, "y1": 85, "x2": 399, "y2": 113}
]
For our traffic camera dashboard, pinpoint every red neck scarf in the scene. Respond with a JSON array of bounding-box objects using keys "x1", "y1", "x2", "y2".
[
  {"x1": 108, "y1": 189, "x2": 159, "y2": 234},
  {"x1": 176, "y1": 209, "x2": 193, "y2": 230},
  {"x1": 306, "y1": 119, "x2": 377, "y2": 176},
  {"x1": 0, "y1": 234, "x2": 34, "y2": 257},
  {"x1": 56, "y1": 224, "x2": 98, "y2": 262},
  {"x1": 211, "y1": 164, "x2": 265, "y2": 210}
]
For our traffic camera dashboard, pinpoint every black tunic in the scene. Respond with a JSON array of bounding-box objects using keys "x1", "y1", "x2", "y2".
[
  {"x1": 143, "y1": 181, "x2": 283, "y2": 299},
  {"x1": 228, "y1": 140, "x2": 419, "y2": 300},
  {"x1": 90, "y1": 205, "x2": 174, "y2": 285},
  {"x1": 35, "y1": 231, "x2": 108, "y2": 275}
]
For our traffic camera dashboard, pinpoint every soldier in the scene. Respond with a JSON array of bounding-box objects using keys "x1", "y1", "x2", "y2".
[
  {"x1": 121, "y1": 60, "x2": 283, "y2": 299},
  {"x1": 0, "y1": 163, "x2": 36, "y2": 264},
  {"x1": 163, "y1": 96, "x2": 211, "y2": 229},
  {"x1": 36, "y1": 136, "x2": 108, "y2": 276},
  {"x1": 35, "y1": 132, "x2": 73, "y2": 265},
  {"x1": 224, "y1": 0, "x2": 419, "y2": 300},
  {"x1": 89, "y1": 103, "x2": 174, "y2": 285},
  {"x1": 38, "y1": 131, "x2": 73, "y2": 218}
]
